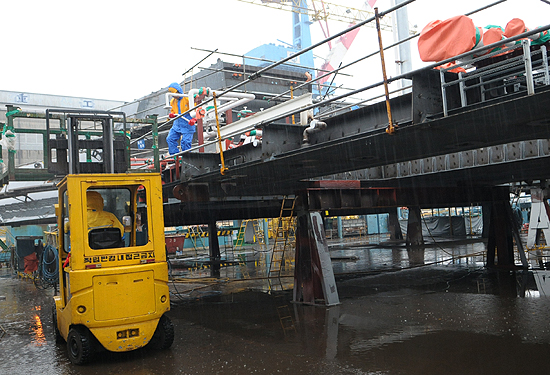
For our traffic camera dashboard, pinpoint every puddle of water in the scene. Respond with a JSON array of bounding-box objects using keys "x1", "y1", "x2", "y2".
[{"x1": 2, "y1": 240, "x2": 550, "y2": 374}]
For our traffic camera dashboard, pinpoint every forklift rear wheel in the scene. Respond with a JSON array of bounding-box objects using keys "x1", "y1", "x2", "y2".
[
  {"x1": 67, "y1": 326, "x2": 93, "y2": 365},
  {"x1": 150, "y1": 314, "x2": 174, "y2": 350}
]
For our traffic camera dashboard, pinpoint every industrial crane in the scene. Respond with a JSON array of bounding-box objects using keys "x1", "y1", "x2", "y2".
[
  {"x1": 238, "y1": 0, "x2": 395, "y2": 97},
  {"x1": 238, "y1": 0, "x2": 414, "y2": 96},
  {"x1": 236, "y1": 0, "x2": 393, "y2": 31}
]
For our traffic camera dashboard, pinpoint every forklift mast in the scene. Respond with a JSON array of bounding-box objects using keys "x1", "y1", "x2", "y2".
[{"x1": 46, "y1": 109, "x2": 129, "y2": 175}]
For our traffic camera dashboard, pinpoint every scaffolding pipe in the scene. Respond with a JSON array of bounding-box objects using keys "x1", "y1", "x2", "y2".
[
  {"x1": 132, "y1": 0, "x2": 524, "y2": 152},
  {"x1": 182, "y1": 48, "x2": 218, "y2": 77},
  {"x1": 190, "y1": 47, "x2": 344, "y2": 76},
  {"x1": 318, "y1": 85, "x2": 412, "y2": 119},
  {"x1": 249, "y1": 23, "x2": 550, "y2": 131},
  {"x1": 375, "y1": 8, "x2": 395, "y2": 135},
  {"x1": 213, "y1": 93, "x2": 228, "y2": 175},
  {"x1": 170, "y1": 20, "x2": 550, "y2": 158},
  {"x1": 131, "y1": 1, "x2": 414, "y2": 147}
]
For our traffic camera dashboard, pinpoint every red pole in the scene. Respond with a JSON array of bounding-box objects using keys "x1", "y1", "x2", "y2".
[{"x1": 197, "y1": 118, "x2": 204, "y2": 153}]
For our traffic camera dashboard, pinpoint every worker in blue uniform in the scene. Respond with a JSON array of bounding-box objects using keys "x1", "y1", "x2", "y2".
[{"x1": 166, "y1": 82, "x2": 196, "y2": 155}]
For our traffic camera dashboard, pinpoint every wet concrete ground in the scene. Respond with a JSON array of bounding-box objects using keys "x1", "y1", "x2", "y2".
[{"x1": 2, "y1": 237, "x2": 550, "y2": 374}]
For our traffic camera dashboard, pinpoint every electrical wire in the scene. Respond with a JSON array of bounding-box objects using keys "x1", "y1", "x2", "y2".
[
  {"x1": 166, "y1": 256, "x2": 225, "y2": 302},
  {"x1": 167, "y1": 257, "x2": 191, "y2": 301}
]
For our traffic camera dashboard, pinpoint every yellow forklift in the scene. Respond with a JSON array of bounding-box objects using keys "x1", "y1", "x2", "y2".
[{"x1": 48, "y1": 110, "x2": 173, "y2": 364}]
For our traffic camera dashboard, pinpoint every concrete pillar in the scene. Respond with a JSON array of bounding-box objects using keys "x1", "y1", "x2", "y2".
[
  {"x1": 293, "y1": 211, "x2": 339, "y2": 306},
  {"x1": 337, "y1": 216, "x2": 343, "y2": 239},
  {"x1": 406, "y1": 206, "x2": 424, "y2": 246}
]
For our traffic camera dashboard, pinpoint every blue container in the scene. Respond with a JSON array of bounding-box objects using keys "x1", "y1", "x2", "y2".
[{"x1": 367, "y1": 214, "x2": 390, "y2": 234}]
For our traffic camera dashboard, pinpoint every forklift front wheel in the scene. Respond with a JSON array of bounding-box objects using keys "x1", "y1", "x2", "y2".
[{"x1": 67, "y1": 326, "x2": 93, "y2": 365}]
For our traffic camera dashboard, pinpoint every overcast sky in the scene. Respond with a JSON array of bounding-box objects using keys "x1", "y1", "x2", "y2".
[{"x1": 1, "y1": 0, "x2": 548, "y2": 103}]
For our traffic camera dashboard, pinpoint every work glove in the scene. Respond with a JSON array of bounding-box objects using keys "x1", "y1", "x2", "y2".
[
  {"x1": 169, "y1": 113, "x2": 176, "y2": 118},
  {"x1": 189, "y1": 118, "x2": 197, "y2": 126}
]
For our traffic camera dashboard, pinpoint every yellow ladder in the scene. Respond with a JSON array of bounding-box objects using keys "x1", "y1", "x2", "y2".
[
  {"x1": 268, "y1": 196, "x2": 296, "y2": 282},
  {"x1": 276, "y1": 304, "x2": 296, "y2": 337},
  {"x1": 234, "y1": 220, "x2": 250, "y2": 248}
]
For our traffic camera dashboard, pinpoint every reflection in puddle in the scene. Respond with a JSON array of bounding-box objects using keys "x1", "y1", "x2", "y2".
[
  {"x1": 530, "y1": 270, "x2": 550, "y2": 297},
  {"x1": 30, "y1": 307, "x2": 46, "y2": 347},
  {"x1": 4, "y1": 239, "x2": 550, "y2": 374},
  {"x1": 348, "y1": 326, "x2": 435, "y2": 353}
]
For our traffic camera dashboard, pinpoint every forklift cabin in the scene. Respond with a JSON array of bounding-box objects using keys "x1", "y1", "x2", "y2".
[{"x1": 49, "y1": 110, "x2": 173, "y2": 365}]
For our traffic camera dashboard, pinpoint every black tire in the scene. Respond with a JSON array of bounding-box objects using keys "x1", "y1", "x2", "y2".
[
  {"x1": 67, "y1": 326, "x2": 93, "y2": 365},
  {"x1": 150, "y1": 315, "x2": 174, "y2": 350},
  {"x1": 52, "y1": 305, "x2": 63, "y2": 344}
]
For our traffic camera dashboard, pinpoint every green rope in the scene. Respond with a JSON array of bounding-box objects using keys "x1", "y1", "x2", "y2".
[
  {"x1": 532, "y1": 29, "x2": 550, "y2": 46},
  {"x1": 5, "y1": 108, "x2": 21, "y2": 117}
]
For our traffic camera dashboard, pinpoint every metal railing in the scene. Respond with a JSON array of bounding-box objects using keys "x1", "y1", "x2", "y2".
[{"x1": 440, "y1": 37, "x2": 550, "y2": 117}]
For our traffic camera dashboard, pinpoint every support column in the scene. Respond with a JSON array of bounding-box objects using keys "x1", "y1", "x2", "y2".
[
  {"x1": 407, "y1": 247, "x2": 425, "y2": 266},
  {"x1": 337, "y1": 216, "x2": 343, "y2": 239},
  {"x1": 482, "y1": 203, "x2": 491, "y2": 239},
  {"x1": 406, "y1": 206, "x2": 424, "y2": 246},
  {"x1": 388, "y1": 208, "x2": 403, "y2": 240},
  {"x1": 486, "y1": 201, "x2": 517, "y2": 268},
  {"x1": 263, "y1": 219, "x2": 269, "y2": 246},
  {"x1": 208, "y1": 220, "x2": 221, "y2": 276},
  {"x1": 294, "y1": 211, "x2": 339, "y2": 306}
]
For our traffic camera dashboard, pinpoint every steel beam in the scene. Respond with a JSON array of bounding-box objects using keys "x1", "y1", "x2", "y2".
[{"x1": 174, "y1": 87, "x2": 550, "y2": 198}]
